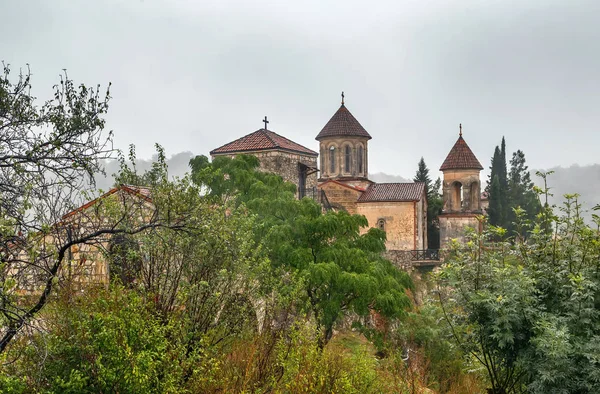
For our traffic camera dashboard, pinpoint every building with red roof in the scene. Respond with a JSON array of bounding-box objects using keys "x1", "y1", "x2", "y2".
[
  {"x1": 211, "y1": 125, "x2": 319, "y2": 198},
  {"x1": 438, "y1": 125, "x2": 484, "y2": 248}
]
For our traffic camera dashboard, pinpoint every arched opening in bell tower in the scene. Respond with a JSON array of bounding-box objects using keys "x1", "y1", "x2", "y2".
[{"x1": 451, "y1": 181, "x2": 463, "y2": 211}]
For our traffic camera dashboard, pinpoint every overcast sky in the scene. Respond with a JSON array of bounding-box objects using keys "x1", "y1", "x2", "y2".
[{"x1": 2, "y1": 0, "x2": 599, "y2": 179}]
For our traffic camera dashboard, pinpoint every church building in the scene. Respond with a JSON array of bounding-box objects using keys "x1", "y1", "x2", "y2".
[
  {"x1": 210, "y1": 118, "x2": 319, "y2": 198},
  {"x1": 315, "y1": 96, "x2": 427, "y2": 252},
  {"x1": 210, "y1": 95, "x2": 428, "y2": 254}
]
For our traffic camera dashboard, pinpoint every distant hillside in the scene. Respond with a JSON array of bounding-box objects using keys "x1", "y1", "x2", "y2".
[
  {"x1": 93, "y1": 151, "x2": 196, "y2": 191},
  {"x1": 370, "y1": 172, "x2": 410, "y2": 183},
  {"x1": 533, "y1": 164, "x2": 600, "y2": 220}
]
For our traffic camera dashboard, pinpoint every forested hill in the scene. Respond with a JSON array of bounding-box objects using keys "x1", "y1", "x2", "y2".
[
  {"x1": 534, "y1": 164, "x2": 600, "y2": 220},
  {"x1": 94, "y1": 151, "x2": 195, "y2": 191},
  {"x1": 94, "y1": 153, "x2": 600, "y2": 220}
]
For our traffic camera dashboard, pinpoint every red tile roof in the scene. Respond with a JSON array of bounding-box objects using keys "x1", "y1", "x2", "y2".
[
  {"x1": 315, "y1": 105, "x2": 372, "y2": 140},
  {"x1": 211, "y1": 129, "x2": 318, "y2": 156},
  {"x1": 357, "y1": 182, "x2": 425, "y2": 202},
  {"x1": 62, "y1": 185, "x2": 153, "y2": 219},
  {"x1": 439, "y1": 135, "x2": 483, "y2": 171}
]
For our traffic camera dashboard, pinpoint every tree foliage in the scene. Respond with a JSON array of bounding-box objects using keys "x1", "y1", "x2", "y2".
[
  {"x1": 190, "y1": 154, "x2": 413, "y2": 346},
  {"x1": 439, "y1": 175, "x2": 600, "y2": 393},
  {"x1": 414, "y1": 157, "x2": 443, "y2": 249},
  {"x1": 0, "y1": 64, "x2": 139, "y2": 352},
  {"x1": 486, "y1": 137, "x2": 540, "y2": 234}
]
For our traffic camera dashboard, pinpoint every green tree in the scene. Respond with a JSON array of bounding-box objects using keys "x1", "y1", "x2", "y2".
[
  {"x1": 487, "y1": 145, "x2": 506, "y2": 226},
  {"x1": 0, "y1": 64, "x2": 171, "y2": 353},
  {"x1": 414, "y1": 157, "x2": 443, "y2": 249},
  {"x1": 438, "y1": 177, "x2": 600, "y2": 393},
  {"x1": 486, "y1": 138, "x2": 540, "y2": 235},
  {"x1": 190, "y1": 154, "x2": 413, "y2": 347},
  {"x1": 506, "y1": 150, "x2": 540, "y2": 236},
  {"x1": 487, "y1": 175, "x2": 503, "y2": 227}
]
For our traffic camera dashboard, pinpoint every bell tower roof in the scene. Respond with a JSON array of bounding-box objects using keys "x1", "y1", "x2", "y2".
[
  {"x1": 316, "y1": 94, "x2": 372, "y2": 141},
  {"x1": 439, "y1": 125, "x2": 483, "y2": 171}
]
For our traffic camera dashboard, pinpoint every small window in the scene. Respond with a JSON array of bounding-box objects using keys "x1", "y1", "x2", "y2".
[
  {"x1": 329, "y1": 146, "x2": 336, "y2": 173},
  {"x1": 377, "y1": 218, "x2": 386, "y2": 231},
  {"x1": 345, "y1": 145, "x2": 351, "y2": 173},
  {"x1": 357, "y1": 146, "x2": 363, "y2": 173}
]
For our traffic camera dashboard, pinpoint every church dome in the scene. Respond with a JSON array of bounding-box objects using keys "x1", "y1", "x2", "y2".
[
  {"x1": 315, "y1": 104, "x2": 372, "y2": 141},
  {"x1": 440, "y1": 130, "x2": 483, "y2": 171}
]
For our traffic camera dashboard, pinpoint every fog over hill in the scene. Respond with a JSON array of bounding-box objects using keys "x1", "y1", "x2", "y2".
[
  {"x1": 94, "y1": 152, "x2": 599, "y2": 221},
  {"x1": 93, "y1": 151, "x2": 196, "y2": 192},
  {"x1": 369, "y1": 172, "x2": 411, "y2": 184},
  {"x1": 533, "y1": 164, "x2": 600, "y2": 220}
]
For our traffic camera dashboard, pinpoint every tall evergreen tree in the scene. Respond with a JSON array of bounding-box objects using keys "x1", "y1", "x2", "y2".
[
  {"x1": 486, "y1": 138, "x2": 540, "y2": 236},
  {"x1": 506, "y1": 150, "x2": 540, "y2": 235},
  {"x1": 414, "y1": 157, "x2": 443, "y2": 249},
  {"x1": 487, "y1": 175, "x2": 503, "y2": 227},
  {"x1": 486, "y1": 146, "x2": 506, "y2": 226}
]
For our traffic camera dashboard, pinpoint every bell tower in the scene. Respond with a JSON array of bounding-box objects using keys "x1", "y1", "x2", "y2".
[
  {"x1": 315, "y1": 92, "x2": 371, "y2": 185},
  {"x1": 438, "y1": 125, "x2": 484, "y2": 248}
]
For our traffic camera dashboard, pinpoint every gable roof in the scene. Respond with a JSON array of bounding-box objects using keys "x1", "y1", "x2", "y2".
[
  {"x1": 439, "y1": 135, "x2": 483, "y2": 171},
  {"x1": 211, "y1": 129, "x2": 318, "y2": 157},
  {"x1": 316, "y1": 105, "x2": 372, "y2": 140},
  {"x1": 318, "y1": 179, "x2": 369, "y2": 192},
  {"x1": 62, "y1": 185, "x2": 152, "y2": 220},
  {"x1": 357, "y1": 182, "x2": 425, "y2": 202}
]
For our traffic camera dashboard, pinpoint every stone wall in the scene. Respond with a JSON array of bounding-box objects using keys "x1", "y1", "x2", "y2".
[
  {"x1": 318, "y1": 136, "x2": 370, "y2": 180},
  {"x1": 383, "y1": 250, "x2": 416, "y2": 270},
  {"x1": 357, "y1": 201, "x2": 416, "y2": 250},
  {"x1": 441, "y1": 169, "x2": 482, "y2": 213},
  {"x1": 439, "y1": 213, "x2": 481, "y2": 249},
  {"x1": 319, "y1": 181, "x2": 363, "y2": 214},
  {"x1": 213, "y1": 149, "x2": 318, "y2": 198}
]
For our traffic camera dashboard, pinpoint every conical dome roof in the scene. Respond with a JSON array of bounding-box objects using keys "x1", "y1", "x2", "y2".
[
  {"x1": 316, "y1": 104, "x2": 372, "y2": 141},
  {"x1": 440, "y1": 133, "x2": 483, "y2": 171}
]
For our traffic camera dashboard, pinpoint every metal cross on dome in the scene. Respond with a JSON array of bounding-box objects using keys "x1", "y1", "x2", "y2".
[{"x1": 263, "y1": 116, "x2": 269, "y2": 130}]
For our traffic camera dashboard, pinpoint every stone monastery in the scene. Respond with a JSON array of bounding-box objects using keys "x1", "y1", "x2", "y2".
[{"x1": 211, "y1": 95, "x2": 485, "y2": 263}]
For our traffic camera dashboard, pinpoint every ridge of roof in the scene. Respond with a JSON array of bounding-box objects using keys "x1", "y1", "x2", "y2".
[
  {"x1": 318, "y1": 179, "x2": 368, "y2": 192},
  {"x1": 62, "y1": 184, "x2": 153, "y2": 220},
  {"x1": 439, "y1": 135, "x2": 483, "y2": 171},
  {"x1": 211, "y1": 129, "x2": 318, "y2": 156},
  {"x1": 316, "y1": 104, "x2": 372, "y2": 140}
]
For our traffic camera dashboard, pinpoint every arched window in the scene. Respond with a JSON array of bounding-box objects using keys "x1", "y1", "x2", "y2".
[
  {"x1": 344, "y1": 145, "x2": 351, "y2": 173},
  {"x1": 357, "y1": 146, "x2": 363, "y2": 174},
  {"x1": 451, "y1": 182, "x2": 463, "y2": 211},
  {"x1": 377, "y1": 218, "x2": 386, "y2": 231},
  {"x1": 329, "y1": 146, "x2": 336, "y2": 173}
]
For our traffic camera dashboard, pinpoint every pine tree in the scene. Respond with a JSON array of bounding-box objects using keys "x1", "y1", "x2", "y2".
[
  {"x1": 486, "y1": 138, "x2": 511, "y2": 228},
  {"x1": 414, "y1": 157, "x2": 443, "y2": 249},
  {"x1": 486, "y1": 138, "x2": 540, "y2": 237},
  {"x1": 507, "y1": 150, "x2": 540, "y2": 235},
  {"x1": 488, "y1": 175, "x2": 503, "y2": 226}
]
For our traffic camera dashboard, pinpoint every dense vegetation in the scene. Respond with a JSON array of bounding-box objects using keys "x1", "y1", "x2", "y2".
[{"x1": 1, "y1": 65, "x2": 599, "y2": 393}]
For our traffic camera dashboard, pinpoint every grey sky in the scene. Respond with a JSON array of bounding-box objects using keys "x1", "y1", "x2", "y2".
[{"x1": 1, "y1": 0, "x2": 599, "y2": 180}]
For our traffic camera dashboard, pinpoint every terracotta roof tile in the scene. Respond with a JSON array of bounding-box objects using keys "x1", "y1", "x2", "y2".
[
  {"x1": 211, "y1": 129, "x2": 318, "y2": 156},
  {"x1": 62, "y1": 185, "x2": 153, "y2": 219},
  {"x1": 316, "y1": 105, "x2": 372, "y2": 140},
  {"x1": 439, "y1": 135, "x2": 483, "y2": 171},
  {"x1": 357, "y1": 182, "x2": 425, "y2": 202}
]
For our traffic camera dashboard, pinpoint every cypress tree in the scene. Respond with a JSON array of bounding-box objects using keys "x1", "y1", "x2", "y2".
[
  {"x1": 414, "y1": 157, "x2": 443, "y2": 249},
  {"x1": 486, "y1": 138, "x2": 510, "y2": 228},
  {"x1": 507, "y1": 150, "x2": 540, "y2": 235},
  {"x1": 488, "y1": 175, "x2": 503, "y2": 226}
]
